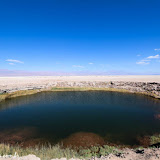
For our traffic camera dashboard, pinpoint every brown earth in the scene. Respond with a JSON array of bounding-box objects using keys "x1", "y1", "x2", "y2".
[
  {"x1": 62, "y1": 132, "x2": 105, "y2": 148},
  {"x1": 0, "y1": 127, "x2": 47, "y2": 147}
]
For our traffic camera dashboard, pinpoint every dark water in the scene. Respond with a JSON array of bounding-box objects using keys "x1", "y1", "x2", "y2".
[{"x1": 0, "y1": 91, "x2": 160, "y2": 146}]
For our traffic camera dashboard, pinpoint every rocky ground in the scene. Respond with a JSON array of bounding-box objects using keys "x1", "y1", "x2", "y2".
[
  {"x1": 0, "y1": 76, "x2": 160, "y2": 98},
  {"x1": 0, "y1": 154, "x2": 40, "y2": 160},
  {"x1": 1, "y1": 148, "x2": 160, "y2": 160}
]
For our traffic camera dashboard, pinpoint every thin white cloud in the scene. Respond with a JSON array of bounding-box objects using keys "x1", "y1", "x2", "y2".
[
  {"x1": 147, "y1": 54, "x2": 159, "y2": 59},
  {"x1": 137, "y1": 54, "x2": 141, "y2": 57},
  {"x1": 6, "y1": 59, "x2": 24, "y2": 64},
  {"x1": 136, "y1": 61, "x2": 150, "y2": 65},
  {"x1": 8, "y1": 63, "x2": 15, "y2": 65},
  {"x1": 89, "y1": 62, "x2": 93, "y2": 65},
  {"x1": 72, "y1": 65, "x2": 84, "y2": 68},
  {"x1": 136, "y1": 59, "x2": 150, "y2": 65},
  {"x1": 154, "y1": 49, "x2": 160, "y2": 51},
  {"x1": 141, "y1": 59, "x2": 150, "y2": 62},
  {"x1": 136, "y1": 54, "x2": 160, "y2": 65}
]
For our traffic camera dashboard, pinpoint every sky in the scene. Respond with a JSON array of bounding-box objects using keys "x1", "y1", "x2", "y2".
[{"x1": 0, "y1": 0, "x2": 160, "y2": 76}]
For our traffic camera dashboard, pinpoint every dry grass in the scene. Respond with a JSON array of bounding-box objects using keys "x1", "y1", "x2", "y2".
[
  {"x1": 0, "y1": 90, "x2": 40, "y2": 102},
  {"x1": 0, "y1": 94, "x2": 8, "y2": 102},
  {"x1": 51, "y1": 87, "x2": 130, "y2": 92},
  {"x1": 8, "y1": 90, "x2": 40, "y2": 98},
  {"x1": 0, "y1": 144, "x2": 78, "y2": 160},
  {"x1": 0, "y1": 143, "x2": 119, "y2": 160}
]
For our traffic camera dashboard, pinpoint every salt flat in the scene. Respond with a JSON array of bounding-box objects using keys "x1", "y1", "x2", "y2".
[{"x1": 0, "y1": 75, "x2": 160, "y2": 91}]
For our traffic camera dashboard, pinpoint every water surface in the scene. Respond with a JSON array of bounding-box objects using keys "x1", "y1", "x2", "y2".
[{"x1": 0, "y1": 91, "x2": 160, "y2": 146}]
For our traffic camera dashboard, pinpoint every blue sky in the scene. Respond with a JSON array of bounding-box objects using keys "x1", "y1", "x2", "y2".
[{"x1": 0, "y1": 0, "x2": 160, "y2": 75}]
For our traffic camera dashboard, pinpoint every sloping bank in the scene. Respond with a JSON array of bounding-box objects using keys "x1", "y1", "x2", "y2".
[{"x1": 0, "y1": 81, "x2": 160, "y2": 102}]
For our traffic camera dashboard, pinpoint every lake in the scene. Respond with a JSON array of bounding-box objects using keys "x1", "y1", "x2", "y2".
[{"x1": 0, "y1": 91, "x2": 160, "y2": 147}]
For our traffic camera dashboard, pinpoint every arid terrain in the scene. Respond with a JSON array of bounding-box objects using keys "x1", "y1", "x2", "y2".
[
  {"x1": 1, "y1": 76, "x2": 160, "y2": 88},
  {"x1": 0, "y1": 76, "x2": 160, "y2": 160},
  {"x1": 0, "y1": 75, "x2": 160, "y2": 91},
  {"x1": 1, "y1": 75, "x2": 160, "y2": 99}
]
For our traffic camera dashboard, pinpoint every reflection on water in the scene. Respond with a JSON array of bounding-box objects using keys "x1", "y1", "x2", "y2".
[{"x1": 0, "y1": 91, "x2": 160, "y2": 147}]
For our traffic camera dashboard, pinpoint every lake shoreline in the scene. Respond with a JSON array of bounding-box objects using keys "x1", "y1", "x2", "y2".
[
  {"x1": 0, "y1": 76, "x2": 160, "y2": 159},
  {"x1": 0, "y1": 84, "x2": 160, "y2": 103},
  {"x1": 0, "y1": 76, "x2": 160, "y2": 101}
]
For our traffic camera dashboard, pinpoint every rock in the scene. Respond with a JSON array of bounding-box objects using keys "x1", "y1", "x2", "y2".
[
  {"x1": 0, "y1": 154, "x2": 40, "y2": 160},
  {"x1": 19, "y1": 155, "x2": 40, "y2": 160}
]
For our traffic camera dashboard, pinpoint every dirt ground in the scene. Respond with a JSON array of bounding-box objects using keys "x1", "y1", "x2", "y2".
[{"x1": 1, "y1": 148, "x2": 160, "y2": 160}]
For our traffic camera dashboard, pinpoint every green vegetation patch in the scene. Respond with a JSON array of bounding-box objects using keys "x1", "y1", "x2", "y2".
[
  {"x1": 78, "y1": 145, "x2": 119, "y2": 159},
  {"x1": 0, "y1": 144, "x2": 120, "y2": 160},
  {"x1": 150, "y1": 134, "x2": 160, "y2": 145}
]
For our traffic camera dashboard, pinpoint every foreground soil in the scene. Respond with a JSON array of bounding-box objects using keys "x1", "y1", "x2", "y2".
[{"x1": 1, "y1": 148, "x2": 160, "y2": 160}]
